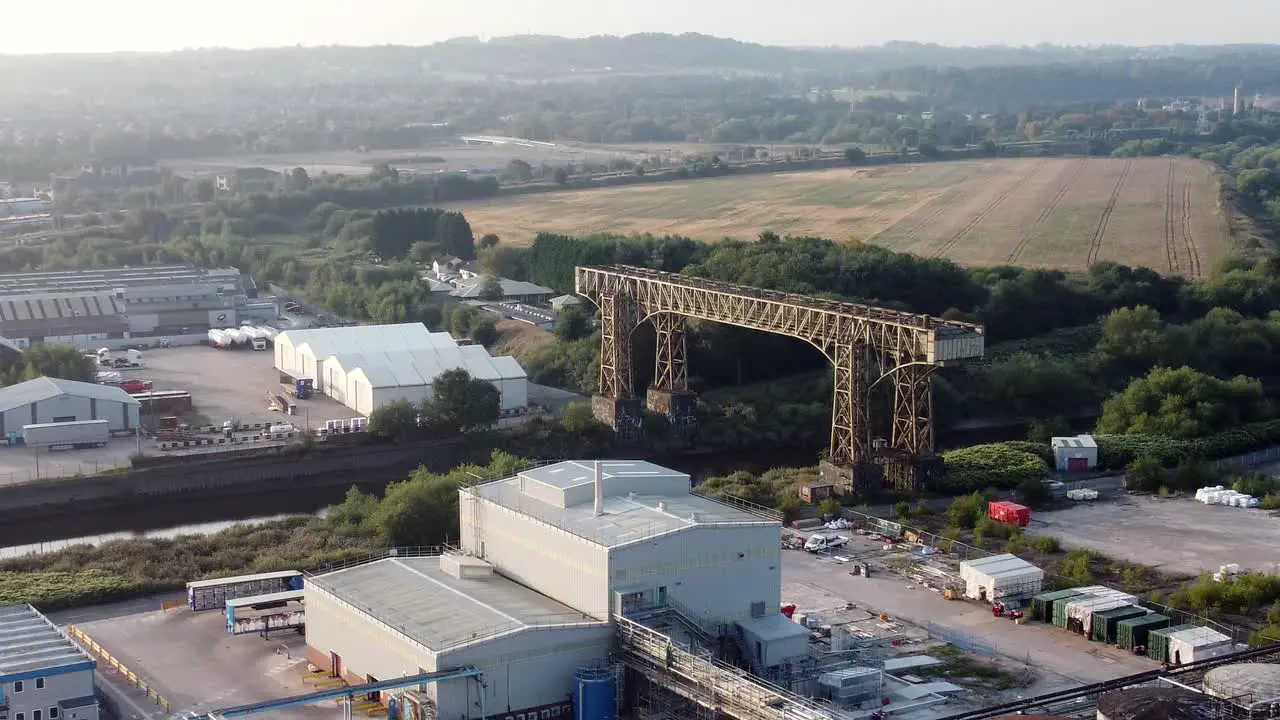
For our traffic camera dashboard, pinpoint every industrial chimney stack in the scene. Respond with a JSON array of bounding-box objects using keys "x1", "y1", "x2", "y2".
[{"x1": 593, "y1": 461, "x2": 604, "y2": 517}]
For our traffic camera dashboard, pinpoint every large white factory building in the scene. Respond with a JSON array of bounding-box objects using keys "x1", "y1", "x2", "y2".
[{"x1": 303, "y1": 460, "x2": 808, "y2": 720}]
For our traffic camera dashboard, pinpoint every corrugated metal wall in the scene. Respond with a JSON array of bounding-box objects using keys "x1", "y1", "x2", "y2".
[{"x1": 610, "y1": 524, "x2": 782, "y2": 627}]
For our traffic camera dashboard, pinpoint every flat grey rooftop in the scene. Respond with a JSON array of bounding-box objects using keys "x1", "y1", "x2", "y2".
[
  {"x1": 521, "y1": 460, "x2": 678, "y2": 490},
  {"x1": 308, "y1": 557, "x2": 602, "y2": 651},
  {"x1": 477, "y1": 461, "x2": 777, "y2": 547},
  {"x1": 0, "y1": 604, "x2": 93, "y2": 677}
]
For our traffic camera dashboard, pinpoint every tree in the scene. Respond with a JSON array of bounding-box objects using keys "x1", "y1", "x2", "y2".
[
  {"x1": 1027, "y1": 417, "x2": 1069, "y2": 444},
  {"x1": 372, "y1": 467, "x2": 463, "y2": 545},
  {"x1": 478, "y1": 246, "x2": 525, "y2": 279},
  {"x1": 287, "y1": 167, "x2": 311, "y2": 191},
  {"x1": 1098, "y1": 366, "x2": 1272, "y2": 439},
  {"x1": 818, "y1": 498, "x2": 843, "y2": 518},
  {"x1": 2, "y1": 344, "x2": 95, "y2": 384},
  {"x1": 478, "y1": 233, "x2": 500, "y2": 249},
  {"x1": 366, "y1": 399, "x2": 420, "y2": 442},
  {"x1": 844, "y1": 147, "x2": 866, "y2": 165},
  {"x1": 1126, "y1": 455, "x2": 1168, "y2": 493},
  {"x1": 562, "y1": 402, "x2": 601, "y2": 433},
  {"x1": 501, "y1": 159, "x2": 534, "y2": 183},
  {"x1": 423, "y1": 369, "x2": 500, "y2": 433},
  {"x1": 479, "y1": 276, "x2": 505, "y2": 301},
  {"x1": 470, "y1": 316, "x2": 499, "y2": 347},
  {"x1": 1096, "y1": 306, "x2": 1166, "y2": 376},
  {"x1": 554, "y1": 305, "x2": 590, "y2": 342},
  {"x1": 1015, "y1": 478, "x2": 1051, "y2": 508}
]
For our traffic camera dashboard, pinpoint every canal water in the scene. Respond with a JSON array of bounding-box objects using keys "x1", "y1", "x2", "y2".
[{"x1": 0, "y1": 447, "x2": 818, "y2": 556}]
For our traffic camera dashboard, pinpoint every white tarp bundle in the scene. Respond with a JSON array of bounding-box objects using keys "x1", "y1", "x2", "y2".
[{"x1": 1196, "y1": 486, "x2": 1260, "y2": 507}]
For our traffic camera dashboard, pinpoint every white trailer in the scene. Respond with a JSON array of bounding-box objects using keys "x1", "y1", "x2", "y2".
[
  {"x1": 187, "y1": 570, "x2": 303, "y2": 611},
  {"x1": 23, "y1": 420, "x2": 110, "y2": 449}
]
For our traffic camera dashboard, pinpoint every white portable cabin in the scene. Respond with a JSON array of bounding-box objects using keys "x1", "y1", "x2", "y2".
[
  {"x1": 960, "y1": 554, "x2": 1045, "y2": 601},
  {"x1": 1167, "y1": 627, "x2": 1234, "y2": 663}
]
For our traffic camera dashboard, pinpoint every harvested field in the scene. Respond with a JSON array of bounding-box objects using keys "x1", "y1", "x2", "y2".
[{"x1": 453, "y1": 157, "x2": 1233, "y2": 275}]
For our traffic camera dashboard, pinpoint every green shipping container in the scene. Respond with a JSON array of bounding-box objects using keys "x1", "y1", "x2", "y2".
[
  {"x1": 1149, "y1": 624, "x2": 1199, "y2": 663},
  {"x1": 1117, "y1": 613, "x2": 1171, "y2": 652},
  {"x1": 1089, "y1": 606, "x2": 1147, "y2": 643},
  {"x1": 1054, "y1": 593, "x2": 1102, "y2": 628},
  {"x1": 1031, "y1": 589, "x2": 1083, "y2": 623}
]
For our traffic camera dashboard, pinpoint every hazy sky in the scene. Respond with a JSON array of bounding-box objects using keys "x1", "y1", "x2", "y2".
[{"x1": 5, "y1": 0, "x2": 1280, "y2": 55}]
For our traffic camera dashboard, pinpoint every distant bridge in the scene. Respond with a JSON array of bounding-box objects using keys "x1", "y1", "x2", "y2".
[{"x1": 459, "y1": 135, "x2": 560, "y2": 149}]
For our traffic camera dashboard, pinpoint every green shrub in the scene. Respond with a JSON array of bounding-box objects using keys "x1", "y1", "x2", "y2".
[
  {"x1": 1033, "y1": 535, "x2": 1061, "y2": 553},
  {"x1": 942, "y1": 444, "x2": 1049, "y2": 491}
]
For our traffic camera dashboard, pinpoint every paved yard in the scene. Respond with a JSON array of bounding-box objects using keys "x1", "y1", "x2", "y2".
[
  {"x1": 1032, "y1": 495, "x2": 1280, "y2": 576},
  {"x1": 783, "y1": 537, "x2": 1158, "y2": 689},
  {"x1": 76, "y1": 609, "x2": 331, "y2": 720}
]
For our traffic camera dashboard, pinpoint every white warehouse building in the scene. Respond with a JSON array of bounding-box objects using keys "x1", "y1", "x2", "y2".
[
  {"x1": 304, "y1": 460, "x2": 806, "y2": 720},
  {"x1": 0, "y1": 377, "x2": 140, "y2": 438},
  {"x1": 274, "y1": 323, "x2": 527, "y2": 415}
]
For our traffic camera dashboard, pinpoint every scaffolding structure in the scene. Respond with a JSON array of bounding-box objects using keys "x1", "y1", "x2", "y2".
[
  {"x1": 575, "y1": 265, "x2": 985, "y2": 490},
  {"x1": 615, "y1": 615, "x2": 840, "y2": 720}
]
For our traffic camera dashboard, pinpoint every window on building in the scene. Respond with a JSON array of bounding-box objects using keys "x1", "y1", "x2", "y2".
[
  {"x1": 17, "y1": 712, "x2": 25, "y2": 720},
  {"x1": 35, "y1": 678, "x2": 44, "y2": 689},
  {"x1": 14, "y1": 680, "x2": 24, "y2": 692},
  {"x1": 49, "y1": 707, "x2": 59, "y2": 719},
  {"x1": 33, "y1": 709, "x2": 42, "y2": 720}
]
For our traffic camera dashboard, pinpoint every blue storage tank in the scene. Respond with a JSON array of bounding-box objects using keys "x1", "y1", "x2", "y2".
[
  {"x1": 288, "y1": 576, "x2": 304, "y2": 591},
  {"x1": 574, "y1": 667, "x2": 616, "y2": 720}
]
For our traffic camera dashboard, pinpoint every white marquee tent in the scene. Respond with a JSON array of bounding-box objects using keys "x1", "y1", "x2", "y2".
[{"x1": 275, "y1": 323, "x2": 528, "y2": 416}]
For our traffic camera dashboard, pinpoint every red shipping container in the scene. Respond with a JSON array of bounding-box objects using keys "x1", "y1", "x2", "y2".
[{"x1": 988, "y1": 500, "x2": 1031, "y2": 527}]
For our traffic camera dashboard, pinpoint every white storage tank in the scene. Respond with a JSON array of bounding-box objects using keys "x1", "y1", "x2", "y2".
[{"x1": 1204, "y1": 664, "x2": 1280, "y2": 708}]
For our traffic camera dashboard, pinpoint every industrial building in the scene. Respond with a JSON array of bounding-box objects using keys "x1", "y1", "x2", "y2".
[
  {"x1": 303, "y1": 460, "x2": 810, "y2": 720},
  {"x1": 0, "y1": 266, "x2": 261, "y2": 347},
  {"x1": 0, "y1": 604, "x2": 99, "y2": 720},
  {"x1": 275, "y1": 323, "x2": 528, "y2": 415},
  {"x1": 0, "y1": 377, "x2": 140, "y2": 437},
  {"x1": 1051, "y1": 435, "x2": 1098, "y2": 472}
]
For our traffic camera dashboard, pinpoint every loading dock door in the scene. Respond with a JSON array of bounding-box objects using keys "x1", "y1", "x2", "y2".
[{"x1": 1068, "y1": 457, "x2": 1088, "y2": 472}]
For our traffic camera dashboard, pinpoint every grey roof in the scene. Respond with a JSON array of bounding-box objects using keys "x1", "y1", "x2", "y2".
[
  {"x1": 0, "y1": 604, "x2": 94, "y2": 677},
  {"x1": 58, "y1": 697, "x2": 97, "y2": 710},
  {"x1": 0, "y1": 376, "x2": 141, "y2": 413},
  {"x1": 476, "y1": 460, "x2": 777, "y2": 547},
  {"x1": 450, "y1": 277, "x2": 554, "y2": 299},
  {"x1": 0, "y1": 265, "x2": 247, "y2": 295},
  {"x1": 308, "y1": 556, "x2": 603, "y2": 652},
  {"x1": 0, "y1": 292, "x2": 128, "y2": 336},
  {"x1": 736, "y1": 614, "x2": 811, "y2": 643}
]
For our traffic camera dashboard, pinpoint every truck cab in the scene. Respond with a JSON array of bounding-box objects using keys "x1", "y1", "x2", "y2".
[
  {"x1": 252, "y1": 337, "x2": 267, "y2": 351},
  {"x1": 804, "y1": 533, "x2": 849, "y2": 553}
]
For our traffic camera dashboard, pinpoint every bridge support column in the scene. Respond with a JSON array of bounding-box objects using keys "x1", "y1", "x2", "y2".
[
  {"x1": 885, "y1": 362, "x2": 939, "y2": 491},
  {"x1": 593, "y1": 293, "x2": 641, "y2": 436},
  {"x1": 823, "y1": 341, "x2": 871, "y2": 493},
  {"x1": 646, "y1": 313, "x2": 696, "y2": 433}
]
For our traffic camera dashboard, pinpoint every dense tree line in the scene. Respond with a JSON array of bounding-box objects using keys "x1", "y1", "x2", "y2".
[{"x1": 371, "y1": 208, "x2": 475, "y2": 263}]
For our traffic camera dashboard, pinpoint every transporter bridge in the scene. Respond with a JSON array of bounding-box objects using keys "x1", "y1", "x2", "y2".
[{"x1": 200, "y1": 667, "x2": 482, "y2": 720}]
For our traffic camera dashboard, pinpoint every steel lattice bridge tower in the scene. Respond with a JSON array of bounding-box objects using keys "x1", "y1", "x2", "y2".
[{"x1": 575, "y1": 265, "x2": 986, "y2": 491}]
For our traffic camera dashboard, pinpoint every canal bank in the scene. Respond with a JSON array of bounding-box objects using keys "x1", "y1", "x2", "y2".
[{"x1": 0, "y1": 441, "x2": 818, "y2": 548}]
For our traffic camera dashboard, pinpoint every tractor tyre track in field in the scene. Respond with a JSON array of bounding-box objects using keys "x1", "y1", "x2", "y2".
[
  {"x1": 1086, "y1": 159, "x2": 1134, "y2": 267},
  {"x1": 874, "y1": 186, "x2": 970, "y2": 246},
  {"x1": 931, "y1": 160, "x2": 1047, "y2": 259},
  {"x1": 1163, "y1": 159, "x2": 1180, "y2": 274},
  {"x1": 1181, "y1": 179, "x2": 1202, "y2": 279},
  {"x1": 1006, "y1": 158, "x2": 1086, "y2": 264}
]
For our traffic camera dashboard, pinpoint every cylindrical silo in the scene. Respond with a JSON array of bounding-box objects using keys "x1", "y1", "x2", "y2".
[
  {"x1": 1204, "y1": 664, "x2": 1280, "y2": 707},
  {"x1": 574, "y1": 667, "x2": 617, "y2": 720},
  {"x1": 1097, "y1": 687, "x2": 1217, "y2": 720}
]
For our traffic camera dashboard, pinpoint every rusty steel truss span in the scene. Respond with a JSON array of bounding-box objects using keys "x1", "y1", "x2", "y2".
[{"x1": 575, "y1": 264, "x2": 986, "y2": 482}]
